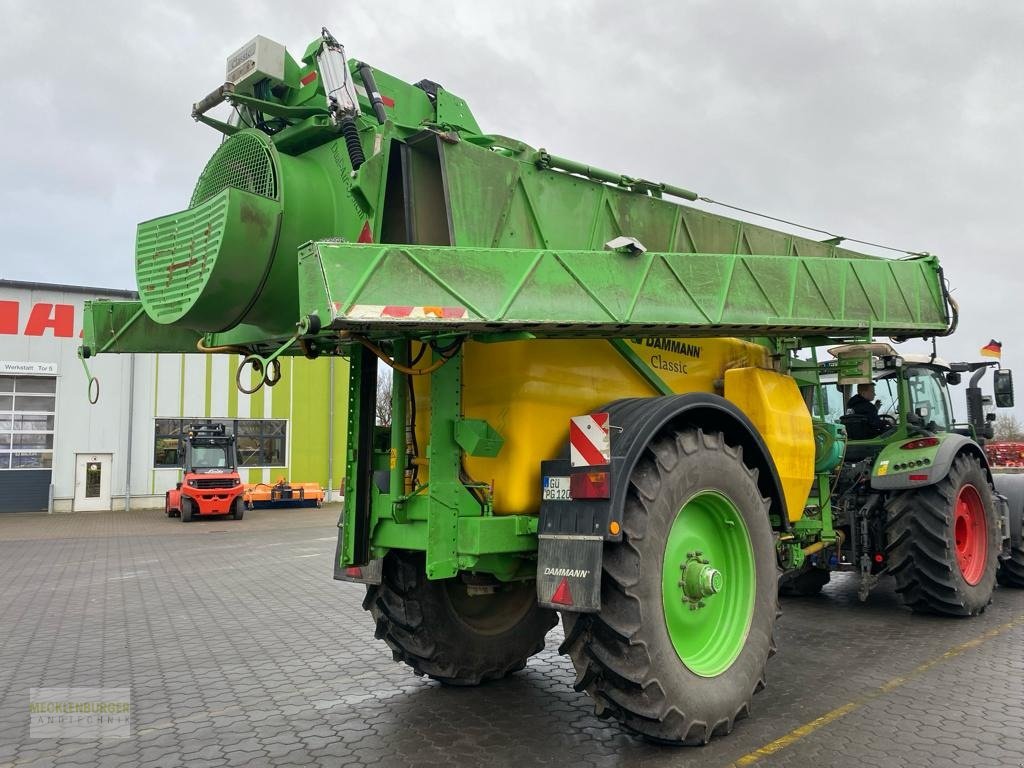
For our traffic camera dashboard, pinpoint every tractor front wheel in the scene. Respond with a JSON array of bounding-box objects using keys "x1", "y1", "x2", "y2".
[
  {"x1": 562, "y1": 428, "x2": 777, "y2": 745},
  {"x1": 366, "y1": 551, "x2": 557, "y2": 685},
  {"x1": 885, "y1": 454, "x2": 999, "y2": 615}
]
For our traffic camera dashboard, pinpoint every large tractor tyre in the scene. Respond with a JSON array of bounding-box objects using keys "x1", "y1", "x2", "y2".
[
  {"x1": 180, "y1": 497, "x2": 194, "y2": 523},
  {"x1": 365, "y1": 551, "x2": 557, "y2": 686},
  {"x1": 561, "y1": 428, "x2": 778, "y2": 745},
  {"x1": 999, "y1": 547, "x2": 1024, "y2": 588},
  {"x1": 995, "y1": 474, "x2": 1024, "y2": 588},
  {"x1": 779, "y1": 566, "x2": 831, "y2": 597},
  {"x1": 885, "y1": 454, "x2": 1000, "y2": 616}
]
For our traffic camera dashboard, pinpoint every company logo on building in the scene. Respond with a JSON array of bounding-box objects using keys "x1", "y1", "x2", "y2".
[{"x1": 0, "y1": 301, "x2": 77, "y2": 337}]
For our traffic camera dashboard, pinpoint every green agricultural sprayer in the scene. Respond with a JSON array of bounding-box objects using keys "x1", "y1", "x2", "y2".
[{"x1": 81, "y1": 28, "x2": 1022, "y2": 744}]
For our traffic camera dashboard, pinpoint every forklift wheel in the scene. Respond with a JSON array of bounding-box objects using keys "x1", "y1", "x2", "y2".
[
  {"x1": 232, "y1": 498, "x2": 245, "y2": 521},
  {"x1": 181, "y1": 498, "x2": 194, "y2": 523}
]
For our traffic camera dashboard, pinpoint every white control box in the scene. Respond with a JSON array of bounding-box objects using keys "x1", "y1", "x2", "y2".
[{"x1": 225, "y1": 35, "x2": 286, "y2": 92}]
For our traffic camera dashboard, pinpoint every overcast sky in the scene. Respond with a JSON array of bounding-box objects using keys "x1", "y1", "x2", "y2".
[{"x1": 2, "y1": 1, "x2": 1022, "y2": 418}]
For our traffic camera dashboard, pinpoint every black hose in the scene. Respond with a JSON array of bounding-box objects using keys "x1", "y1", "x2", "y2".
[
  {"x1": 340, "y1": 117, "x2": 365, "y2": 170},
  {"x1": 357, "y1": 62, "x2": 388, "y2": 124}
]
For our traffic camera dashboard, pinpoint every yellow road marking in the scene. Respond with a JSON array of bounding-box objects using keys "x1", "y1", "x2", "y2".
[{"x1": 729, "y1": 613, "x2": 1024, "y2": 767}]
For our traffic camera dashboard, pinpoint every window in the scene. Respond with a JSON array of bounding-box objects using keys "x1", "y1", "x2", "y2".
[
  {"x1": 906, "y1": 367, "x2": 952, "y2": 432},
  {"x1": 0, "y1": 376, "x2": 56, "y2": 470},
  {"x1": 153, "y1": 418, "x2": 287, "y2": 468}
]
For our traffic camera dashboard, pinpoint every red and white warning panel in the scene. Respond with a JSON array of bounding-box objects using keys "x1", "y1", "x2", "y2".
[
  {"x1": 569, "y1": 412, "x2": 611, "y2": 467},
  {"x1": 336, "y1": 304, "x2": 468, "y2": 320}
]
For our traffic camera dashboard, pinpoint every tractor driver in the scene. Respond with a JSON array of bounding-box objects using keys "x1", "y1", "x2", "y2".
[{"x1": 845, "y1": 382, "x2": 887, "y2": 438}]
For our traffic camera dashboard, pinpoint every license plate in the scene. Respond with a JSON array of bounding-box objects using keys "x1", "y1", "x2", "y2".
[{"x1": 542, "y1": 475, "x2": 571, "y2": 501}]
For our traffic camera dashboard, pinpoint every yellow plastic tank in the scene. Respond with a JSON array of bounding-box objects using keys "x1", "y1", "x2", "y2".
[
  {"x1": 722, "y1": 368, "x2": 814, "y2": 522},
  {"x1": 413, "y1": 336, "x2": 800, "y2": 516}
]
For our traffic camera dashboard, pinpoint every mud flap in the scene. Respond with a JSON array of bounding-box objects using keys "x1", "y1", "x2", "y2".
[
  {"x1": 334, "y1": 557, "x2": 383, "y2": 585},
  {"x1": 536, "y1": 534, "x2": 602, "y2": 612},
  {"x1": 333, "y1": 530, "x2": 383, "y2": 585}
]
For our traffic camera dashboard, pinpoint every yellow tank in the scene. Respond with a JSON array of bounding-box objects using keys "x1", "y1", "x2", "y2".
[
  {"x1": 412, "y1": 336, "x2": 813, "y2": 522},
  {"x1": 722, "y1": 367, "x2": 814, "y2": 522}
]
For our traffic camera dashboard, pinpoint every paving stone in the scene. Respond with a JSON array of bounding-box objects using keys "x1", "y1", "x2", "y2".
[{"x1": 2, "y1": 507, "x2": 1023, "y2": 767}]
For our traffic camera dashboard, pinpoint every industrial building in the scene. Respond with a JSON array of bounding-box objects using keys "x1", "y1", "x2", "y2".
[{"x1": 0, "y1": 279, "x2": 347, "y2": 513}]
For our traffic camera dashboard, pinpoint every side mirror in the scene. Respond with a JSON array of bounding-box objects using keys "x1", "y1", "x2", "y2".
[
  {"x1": 946, "y1": 372, "x2": 962, "y2": 386},
  {"x1": 994, "y1": 369, "x2": 1014, "y2": 408}
]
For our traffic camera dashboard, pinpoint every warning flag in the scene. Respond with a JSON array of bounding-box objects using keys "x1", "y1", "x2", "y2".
[{"x1": 980, "y1": 340, "x2": 1002, "y2": 359}]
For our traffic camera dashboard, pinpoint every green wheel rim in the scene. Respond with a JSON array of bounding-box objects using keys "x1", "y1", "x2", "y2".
[{"x1": 662, "y1": 490, "x2": 755, "y2": 677}]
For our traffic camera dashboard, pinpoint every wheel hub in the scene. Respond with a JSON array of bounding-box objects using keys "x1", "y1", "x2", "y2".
[
  {"x1": 679, "y1": 551, "x2": 723, "y2": 609},
  {"x1": 662, "y1": 491, "x2": 755, "y2": 677},
  {"x1": 953, "y1": 483, "x2": 987, "y2": 586}
]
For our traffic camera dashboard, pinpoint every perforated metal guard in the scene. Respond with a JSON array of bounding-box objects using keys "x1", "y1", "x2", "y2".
[
  {"x1": 190, "y1": 131, "x2": 278, "y2": 208},
  {"x1": 136, "y1": 192, "x2": 231, "y2": 324}
]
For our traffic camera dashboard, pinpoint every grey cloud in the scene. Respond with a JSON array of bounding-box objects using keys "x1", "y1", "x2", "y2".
[{"x1": 2, "y1": 0, "x2": 1020, "y2": 414}]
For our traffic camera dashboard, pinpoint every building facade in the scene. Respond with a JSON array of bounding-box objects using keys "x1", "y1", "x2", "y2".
[{"x1": 0, "y1": 280, "x2": 348, "y2": 513}]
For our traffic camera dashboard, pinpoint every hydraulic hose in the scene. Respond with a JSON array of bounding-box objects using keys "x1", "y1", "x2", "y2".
[
  {"x1": 356, "y1": 62, "x2": 388, "y2": 124},
  {"x1": 340, "y1": 118, "x2": 365, "y2": 170}
]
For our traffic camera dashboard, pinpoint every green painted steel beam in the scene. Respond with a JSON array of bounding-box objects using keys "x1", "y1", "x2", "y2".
[
  {"x1": 371, "y1": 515, "x2": 538, "y2": 556},
  {"x1": 81, "y1": 300, "x2": 203, "y2": 356},
  {"x1": 298, "y1": 243, "x2": 950, "y2": 339}
]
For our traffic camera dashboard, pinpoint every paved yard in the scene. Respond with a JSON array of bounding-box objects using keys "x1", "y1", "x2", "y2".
[{"x1": 0, "y1": 506, "x2": 1022, "y2": 767}]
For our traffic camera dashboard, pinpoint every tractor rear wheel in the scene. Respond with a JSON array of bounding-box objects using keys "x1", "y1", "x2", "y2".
[
  {"x1": 561, "y1": 428, "x2": 777, "y2": 745},
  {"x1": 885, "y1": 454, "x2": 999, "y2": 615},
  {"x1": 995, "y1": 474, "x2": 1024, "y2": 588},
  {"x1": 365, "y1": 551, "x2": 557, "y2": 685}
]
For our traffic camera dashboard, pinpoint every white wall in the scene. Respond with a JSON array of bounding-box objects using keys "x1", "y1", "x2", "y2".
[{"x1": 0, "y1": 282, "x2": 151, "y2": 509}]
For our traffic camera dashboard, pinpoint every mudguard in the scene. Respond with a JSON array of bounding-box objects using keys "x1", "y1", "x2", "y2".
[{"x1": 870, "y1": 432, "x2": 991, "y2": 491}]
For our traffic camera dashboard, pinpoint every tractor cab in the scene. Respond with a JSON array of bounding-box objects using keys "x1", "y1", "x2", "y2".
[{"x1": 817, "y1": 343, "x2": 1015, "y2": 463}]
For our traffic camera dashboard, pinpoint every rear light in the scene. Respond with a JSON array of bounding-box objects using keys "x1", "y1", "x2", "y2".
[
  {"x1": 570, "y1": 471, "x2": 610, "y2": 499},
  {"x1": 909, "y1": 474, "x2": 929, "y2": 482},
  {"x1": 901, "y1": 437, "x2": 940, "y2": 450}
]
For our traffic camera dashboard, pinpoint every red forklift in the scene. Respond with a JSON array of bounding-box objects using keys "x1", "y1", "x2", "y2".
[{"x1": 165, "y1": 423, "x2": 246, "y2": 521}]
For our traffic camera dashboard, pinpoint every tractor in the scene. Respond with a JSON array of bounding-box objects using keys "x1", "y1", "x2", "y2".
[
  {"x1": 780, "y1": 343, "x2": 1020, "y2": 610},
  {"x1": 165, "y1": 423, "x2": 246, "y2": 522},
  {"x1": 77, "y1": 27, "x2": 1012, "y2": 744}
]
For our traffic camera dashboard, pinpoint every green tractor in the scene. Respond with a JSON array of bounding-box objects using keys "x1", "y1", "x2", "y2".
[{"x1": 783, "y1": 343, "x2": 1021, "y2": 611}]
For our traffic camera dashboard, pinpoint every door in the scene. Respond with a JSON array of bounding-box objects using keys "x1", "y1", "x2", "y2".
[{"x1": 74, "y1": 453, "x2": 112, "y2": 512}]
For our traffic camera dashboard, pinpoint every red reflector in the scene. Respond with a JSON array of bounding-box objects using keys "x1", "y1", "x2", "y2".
[
  {"x1": 901, "y1": 437, "x2": 940, "y2": 450},
  {"x1": 873, "y1": 553, "x2": 884, "y2": 563},
  {"x1": 551, "y1": 576, "x2": 573, "y2": 606},
  {"x1": 300, "y1": 71, "x2": 318, "y2": 86},
  {"x1": 357, "y1": 220, "x2": 374, "y2": 243},
  {"x1": 909, "y1": 474, "x2": 928, "y2": 482},
  {"x1": 381, "y1": 94, "x2": 395, "y2": 108},
  {"x1": 570, "y1": 471, "x2": 610, "y2": 499},
  {"x1": 344, "y1": 566, "x2": 362, "y2": 578}
]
